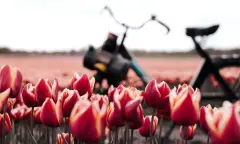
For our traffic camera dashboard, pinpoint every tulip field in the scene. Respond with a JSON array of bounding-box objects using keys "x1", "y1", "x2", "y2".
[{"x1": 0, "y1": 55, "x2": 240, "y2": 144}]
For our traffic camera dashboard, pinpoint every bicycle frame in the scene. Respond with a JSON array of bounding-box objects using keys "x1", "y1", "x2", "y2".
[{"x1": 164, "y1": 32, "x2": 240, "y2": 140}]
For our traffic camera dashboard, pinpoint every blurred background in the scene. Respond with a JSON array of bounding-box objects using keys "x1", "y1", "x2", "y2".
[{"x1": 0, "y1": 0, "x2": 239, "y2": 89}]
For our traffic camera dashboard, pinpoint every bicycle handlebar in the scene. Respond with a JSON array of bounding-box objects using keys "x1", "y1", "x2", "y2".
[{"x1": 101, "y1": 5, "x2": 170, "y2": 34}]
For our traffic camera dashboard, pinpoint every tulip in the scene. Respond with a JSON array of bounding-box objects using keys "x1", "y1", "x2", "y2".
[
  {"x1": 139, "y1": 116, "x2": 158, "y2": 138},
  {"x1": 205, "y1": 101, "x2": 240, "y2": 144},
  {"x1": 0, "y1": 89, "x2": 11, "y2": 113},
  {"x1": 90, "y1": 94, "x2": 109, "y2": 108},
  {"x1": 143, "y1": 80, "x2": 170, "y2": 109},
  {"x1": 0, "y1": 113, "x2": 12, "y2": 136},
  {"x1": 170, "y1": 85, "x2": 201, "y2": 125},
  {"x1": 6, "y1": 98, "x2": 17, "y2": 114},
  {"x1": 115, "y1": 87, "x2": 142, "y2": 121},
  {"x1": 9, "y1": 104, "x2": 31, "y2": 121},
  {"x1": 107, "y1": 101, "x2": 125, "y2": 130},
  {"x1": 36, "y1": 78, "x2": 59, "y2": 105},
  {"x1": 33, "y1": 107, "x2": 41, "y2": 124},
  {"x1": 108, "y1": 85, "x2": 125, "y2": 102},
  {"x1": 60, "y1": 89, "x2": 80, "y2": 118},
  {"x1": 143, "y1": 80, "x2": 170, "y2": 144},
  {"x1": 70, "y1": 73, "x2": 95, "y2": 98},
  {"x1": 125, "y1": 97, "x2": 144, "y2": 144},
  {"x1": 179, "y1": 124, "x2": 197, "y2": 141},
  {"x1": 124, "y1": 97, "x2": 144, "y2": 129},
  {"x1": 0, "y1": 65, "x2": 22, "y2": 98},
  {"x1": 40, "y1": 97, "x2": 63, "y2": 127},
  {"x1": 199, "y1": 104, "x2": 218, "y2": 132},
  {"x1": 22, "y1": 83, "x2": 39, "y2": 107},
  {"x1": 57, "y1": 133, "x2": 73, "y2": 144},
  {"x1": 70, "y1": 99, "x2": 107, "y2": 143}
]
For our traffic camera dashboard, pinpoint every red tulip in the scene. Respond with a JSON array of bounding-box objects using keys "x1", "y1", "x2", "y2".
[
  {"x1": 36, "y1": 78, "x2": 59, "y2": 105},
  {"x1": 199, "y1": 104, "x2": 217, "y2": 131},
  {"x1": 22, "y1": 83, "x2": 39, "y2": 107},
  {"x1": 107, "y1": 99, "x2": 125, "y2": 129},
  {"x1": 40, "y1": 97, "x2": 63, "y2": 127},
  {"x1": 170, "y1": 85, "x2": 201, "y2": 125},
  {"x1": 205, "y1": 101, "x2": 240, "y2": 144},
  {"x1": 125, "y1": 97, "x2": 144, "y2": 129},
  {"x1": 0, "y1": 65, "x2": 22, "y2": 98},
  {"x1": 9, "y1": 103, "x2": 31, "y2": 121},
  {"x1": 57, "y1": 133, "x2": 73, "y2": 144},
  {"x1": 0, "y1": 88, "x2": 11, "y2": 113},
  {"x1": 90, "y1": 94, "x2": 109, "y2": 108},
  {"x1": 0, "y1": 113, "x2": 12, "y2": 136},
  {"x1": 33, "y1": 107, "x2": 41, "y2": 124},
  {"x1": 6, "y1": 98, "x2": 17, "y2": 114},
  {"x1": 156, "y1": 103, "x2": 171, "y2": 120},
  {"x1": 108, "y1": 85, "x2": 125, "y2": 102},
  {"x1": 60, "y1": 89, "x2": 80, "y2": 117},
  {"x1": 143, "y1": 80, "x2": 170, "y2": 109},
  {"x1": 69, "y1": 99, "x2": 107, "y2": 143},
  {"x1": 139, "y1": 116, "x2": 158, "y2": 137},
  {"x1": 71, "y1": 73, "x2": 95, "y2": 98},
  {"x1": 179, "y1": 124, "x2": 197, "y2": 140}
]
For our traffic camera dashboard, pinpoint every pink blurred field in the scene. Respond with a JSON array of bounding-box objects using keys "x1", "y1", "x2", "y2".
[{"x1": 0, "y1": 55, "x2": 239, "y2": 88}]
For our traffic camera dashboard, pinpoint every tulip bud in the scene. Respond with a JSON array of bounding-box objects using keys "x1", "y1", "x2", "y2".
[
  {"x1": 40, "y1": 97, "x2": 63, "y2": 127},
  {"x1": 71, "y1": 73, "x2": 95, "y2": 98},
  {"x1": 125, "y1": 97, "x2": 144, "y2": 129},
  {"x1": 0, "y1": 65, "x2": 22, "y2": 98},
  {"x1": 139, "y1": 116, "x2": 158, "y2": 137},
  {"x1": 60, "y1": 89, "x2": 80, "y2": 117},
  {"x1": 90, "y1": 94, "x2": 109, "y2": 108},
  {"x1": 143, "y1": 80, "x2": 170, "y2": 109},
  {"x1": 170, "y1": 85, "x2": 201, "y2": 125},
  {"x1": 36, "y1": 78, "x2": 59, "y2": 105},
  {"x1": 179, "y1": 124, "x2": 197, "y2": 140},
  {"x1": 0, "y1": 113, "x2": 12, "y2": 136},
  {"x1": 70, "y1": 99, "x2": 107, "y2": 143},
  {"x1": 108, "y1": 85, "x2": 125, "y2": 102},
  {"x1": 22, "y1": 83, "x2": 39, "y2": 107}
]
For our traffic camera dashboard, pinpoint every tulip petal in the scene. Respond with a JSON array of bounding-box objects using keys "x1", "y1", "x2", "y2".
[
  {"x1": 36, "y1": 79, "x2": 53, "y2": 104},
  {"x1": 40, "y1": 98, "x2": 61, "y2": 127}
]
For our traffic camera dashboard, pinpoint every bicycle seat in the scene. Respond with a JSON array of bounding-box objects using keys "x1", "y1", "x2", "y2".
[{"x1": 186, "y1": 24, "x2": 220, "y2": 37}]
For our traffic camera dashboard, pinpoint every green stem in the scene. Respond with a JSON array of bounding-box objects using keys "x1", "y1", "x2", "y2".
[
  {"x1": 115, "y1": 128, "x2": 119, "y2": 144},
  {"x1": 149, "y1": 109, "x2": 156, "y2": 144},
  {"x1": 145, "y1": 137, "x2": 148, "y2": 144},
  {"x1": 52, "y1": 128, "x2": 55, "y2": 144},
  {"x1": 124, "y1": 125, "x2": 129, "y2": 144},
  {"x1": 31, "y1": 107, "x2": 34, "y2": 144},
  {"x1": 130, "y1": 129, "x2": 133, "y2": 144},
  {"x1": 68, "y1": 131, "x2": 71, "y2": 144},
  {"x1": 207, "y1": 132, "x2": 210, "y2": 144},
  {"x1": 47, "y1": 127, "x2": 49, "y2": 144},
  {"x1": 158, "y1": 115, "x2": 163, "y2": 144}
]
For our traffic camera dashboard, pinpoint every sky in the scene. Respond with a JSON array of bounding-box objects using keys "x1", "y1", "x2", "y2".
[{"x1": 0, "y1": 0, "x2": 240, "y2": 52}]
